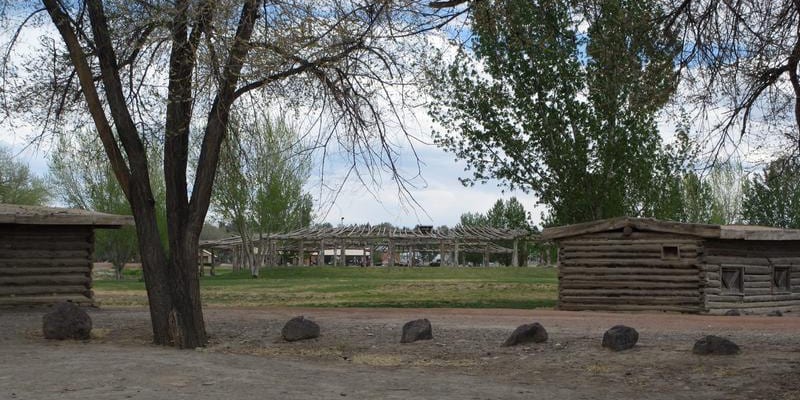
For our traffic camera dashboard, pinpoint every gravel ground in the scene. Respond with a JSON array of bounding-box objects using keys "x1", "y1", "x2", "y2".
[{"x1": 1, "y1": 307, "x2": 799, "y2": 400}]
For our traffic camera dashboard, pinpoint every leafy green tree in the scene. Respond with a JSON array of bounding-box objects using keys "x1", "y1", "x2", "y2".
[
  {"x1": 429, "y1": 0, "x2": 679, "y2": 226},
  {"x1": 742, "y1": 158, "x2": 800, "y2": 229},
  {"x1": 213, "y1": 115, "x2": 313, "y2": 277},
  {"x1": 49, "y1": 131, "x2": 168, "y2": 279},
  {"x1": 0, "y1": 146, "x2": 49, "y2": 205}
]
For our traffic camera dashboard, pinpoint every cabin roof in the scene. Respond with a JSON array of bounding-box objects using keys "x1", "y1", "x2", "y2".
[
  {"x1": 540, "y1": 217, "x2": 800, "y2": 241},
  {"x1": 0, "y1": 204, "x2": 133, "y2": 228}
]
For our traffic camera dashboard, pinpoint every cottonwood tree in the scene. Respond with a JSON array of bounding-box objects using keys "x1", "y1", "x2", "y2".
[
  {"x1": 1, "y1": 1, "x2": 457, "y2": 348},
  {"x1": 0, "y1": 145, "x2": 49, "y2": 205},
  {"x1": 429, "y1": 0, "x2": 681, "y2": 226},
  {"x1": 213, "y1": 114, "x2": 313, "y2": 276}
]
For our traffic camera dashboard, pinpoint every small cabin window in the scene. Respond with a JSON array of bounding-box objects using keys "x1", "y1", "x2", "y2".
[
  {"x1": 773, "y1": 267, "x2": 790, "y2": 293},
  {"x1": 721, "y1": 267, "x2": 744, "y2": 295},
  {"x1": 661, "y1": 245, "x2": 680, "y2": 260}
]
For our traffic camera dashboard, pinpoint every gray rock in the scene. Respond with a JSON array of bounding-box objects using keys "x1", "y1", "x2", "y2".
[
  {"x1": 767, "y1": 310, "x2": 783, "y2": 317},
  {"x1": 692, "y1": 335, "x2": 740, "y2": 355},
  {"x1": 502, "y1": 322, "x2": 548, "y2": 346},
  {"x1": 42, "y1": 301, "x2": 92, "y2": 340},
  {"x1": 724, "y1": 309, "x2": 740, "y2": 316},
  {"x1": 281, "y1": 316, "x2": 320, "y2": 342},
  {"x1": 401, "y1": 319, "x2": 432, "y2": 343},
  {"x1": 602, "y1": 325, "x2": 638, "y2": 351}
]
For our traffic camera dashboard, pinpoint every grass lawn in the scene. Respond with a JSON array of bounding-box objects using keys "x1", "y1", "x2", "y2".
[{"x1": 94, "y1": 266, "x2": 558, "y2": 309}]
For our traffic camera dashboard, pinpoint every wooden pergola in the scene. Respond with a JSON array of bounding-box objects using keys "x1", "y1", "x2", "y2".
[{"x1": 200, "y1": 225, "x2": 533, "y2": 268}]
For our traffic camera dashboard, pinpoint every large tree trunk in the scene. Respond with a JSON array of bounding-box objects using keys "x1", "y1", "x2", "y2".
[{"x1": 129, "y1": 203, "x2": 174, "y2": 346}]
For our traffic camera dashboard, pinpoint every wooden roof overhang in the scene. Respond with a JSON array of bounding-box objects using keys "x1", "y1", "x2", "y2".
[
  {"x1": 0, "y1": 203, "x2": 133, "y2": 228},
  {"x1": 540, "y1": 217, "x2": 800, "y2": 241}
]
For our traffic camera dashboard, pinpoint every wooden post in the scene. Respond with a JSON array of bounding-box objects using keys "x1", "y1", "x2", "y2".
[
  {"x1": 439, "y1": 241, "x2": 446, "y2": 266},
  {"x1": 483, "y1": 245, "x2": 489, "y2": 267},
  {"x1": 512, "y1": 239, "x2": 519, "y2": 267},
  {"x1": 388, "y1": 240, "x2": 395, "y2": 267},
  {"x1": 340, "y1": 241, "x2": 346, "y2": 266},
  {"x1": 361, "y1": 242, "x2": 367, "y2": 267},
  {"x1": 319, "y1": 240, "x2": 325, "y2": 266},
  {"x1": 210, "y1": 249, "x2": 216, "y2": 276},
  {"x1": 410, "y1": 243, "x2": 416, "y2": 267},
  {"x1": 369, "y1": 242, "x2": 376, "y2": 267},
  {"x1": 453, "y1": 241, "x2": 460, "y2": 267},
  {"x1": 298, "y1": 240, "x2": 305, "y2": 266}
]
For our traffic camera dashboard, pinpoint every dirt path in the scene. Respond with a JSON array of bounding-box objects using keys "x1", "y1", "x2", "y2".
[{"x1": 1, "y1": 307, "x2": 799, "y2": 400}]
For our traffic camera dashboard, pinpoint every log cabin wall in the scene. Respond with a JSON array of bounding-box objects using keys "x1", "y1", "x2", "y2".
[
  {"x1": 703, "y1": 239, "x2": 800, "y2": 313},
  {"x1": 0, "y1": 224, "x2": 95, "y2": 306},
  {"x1": 557, "y1": 230, "x2": 704, "y2": 312}
]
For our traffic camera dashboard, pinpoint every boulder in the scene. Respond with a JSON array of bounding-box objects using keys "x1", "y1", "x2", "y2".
[
  {"x1": 281, "y1": 316, "x2": 320, "y2": 342},
  {"x1": 502, "y1": 322, "x2": 548, "y2": 346},
  {"x1": 602, "y1": 325, "x2": 638, "y2": 351},
  {"x1": 400, "y1": 319, "x2": 433, "y2": 343},
  {"x1": 724, "y1": 309, "x2": 740, "y2": 316},
  {"x1": 42, "y1": 301, "x2": 92, "y2": 340},
  {"x1": 692, "y1": 335, "x2": 740, "y2": 355}
]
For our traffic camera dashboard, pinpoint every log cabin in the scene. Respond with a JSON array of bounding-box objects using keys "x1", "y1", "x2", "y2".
[
  {"x1": 541, "y1": 217, "x2": 800, "y2": 314},
  {"x1": 0, "y1": 204, "x2": 132, "y2": 306}
]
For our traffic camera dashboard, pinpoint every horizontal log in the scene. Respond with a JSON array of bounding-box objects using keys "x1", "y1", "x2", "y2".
[
  {"x1": 705, "y1": 247, "x2": 800, "y2": 258},
  {"x1": 559, "y1": 266, "x2": 699, "y2": 275},
  {"x1": 0, "y1": 285, "x2": 91, "y2": 296},
  {"x1": 561, "y1": 289, "x2": 700, "y2": 296},
  {"x1": 706, "y1": 293, "x2": 800, "y2": 302},
  {"x1": 770, "y1": 258, "x2": 800, "y2": 265},
  {"x1": 743, "y1": 274, "x2": 772, "y2": 282},
  {"x1": 561, "y1": 259, "x2": 697, "y2": 267},
  {"x1": 0, "y1": 267, "x2": 91, "y2": 276},
  {"x1": 0, "y1": 241, "x2": 92, "y2": 250},
  {"x1": 743, "y1": 281, "x2": 772, "y2": 288},
  {"x1": 706, "y1": 300, "x2": 800, "y2": 309},
  {"x1": 0, "y1": 295, "x2": 93, "y2": 307},
  {"x1": 0, "y1": 259, "x2": 90, "y2": 267},
  {"x1": 560, "y1": 296, "x2": 700, "y2": 305},
  {"x1": 561, "y1": 281, "x2": 699, "y2": 289},
  {"x1": 705, "y1": 256, "x2": 770, "y2": 265},
  {"x1": 561, "y1": 274, "x2": 699, "y2": 282},
  {"x1": 715, "y1": 265, "x2": 772, "y2": 275},
  {"x1": 562, "y1": 244, "x2": 699, "y2": 252},
  {"x1": 562, "y1": 251, "x2": 697, "y2": 260},
  {"x1": 0, "y1": 275, "x2": 91, "y2": 286},
  {"x1": 0, "y1": 250, "x2": 89, "y2": 259},
  {"x1": 559, "y1": 303, "x2": 701, "y2": 313},
  {"x1": 567, "y1": 231, "x2": 703, "y2": 240}
]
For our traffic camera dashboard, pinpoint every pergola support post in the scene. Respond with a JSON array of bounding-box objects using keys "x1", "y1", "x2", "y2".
[
  {"x1": 388, "y1": 240, "x2": 395, "y2": 267},
  {"x1": 512, "y1": 239, "x2": 519, "y2": 267},
  {"x1": 453, "y1": 242, "x2": 460, "y2": 267},
  {"x1": 299, "y1": 240, "x2": 305, "y2": 266},
  {"x1": 319, "y1": 240, "x2": 325, "y2": 266}
]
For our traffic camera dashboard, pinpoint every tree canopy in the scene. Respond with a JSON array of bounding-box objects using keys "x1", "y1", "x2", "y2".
[
  {"x1": 0, "y1": 145, "x2": 49, "y2": 205},
  {"x1": 429, "y1": 0, "x2": 681, "y2": 226},
  {"x1": 213, "y1": 114, "x2": 313, "y2": 276}
]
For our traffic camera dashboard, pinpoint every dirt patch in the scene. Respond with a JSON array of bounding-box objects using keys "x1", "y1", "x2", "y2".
[{"x1": 1, "y1": 307, "x2": 799, "y2": 399}]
